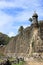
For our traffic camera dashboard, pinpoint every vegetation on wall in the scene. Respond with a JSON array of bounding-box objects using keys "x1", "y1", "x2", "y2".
[{"x1": 0, "y1": 32, "x2": 10, "y2": 45}]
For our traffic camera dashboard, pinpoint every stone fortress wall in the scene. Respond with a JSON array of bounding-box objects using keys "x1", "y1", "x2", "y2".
[{"x1": 0, "y1": 12, "x2": 43, "y2": 57}]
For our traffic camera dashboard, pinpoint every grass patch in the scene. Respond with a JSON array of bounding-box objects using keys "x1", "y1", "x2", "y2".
[
  {"x1": 8, "y1": 57, "x2": 15, "y2": 61},
  {"x1": 0, "y1": 59, "x2": 4, "y2": 62},
  {"x1": 12, "y1": 61, "x2": 25, "y2": 65},
  {"x1": 0, "y1": 53, "x2": 5, "y2": 57}
]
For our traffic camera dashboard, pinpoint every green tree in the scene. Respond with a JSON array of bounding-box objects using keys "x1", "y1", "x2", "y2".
[
  {"x1": 18, "y1": 26, "x2": 24, "y2": 36},
  {"x1": 0, "y1": 32, "x2": 10, "y2": 45},
  {"x1": 29, "y1": 18, "x2": 32, "y2": 22}
]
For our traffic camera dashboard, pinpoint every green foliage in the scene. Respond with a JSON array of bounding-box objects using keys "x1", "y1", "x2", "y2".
[
  {"x1": 0, "y1": 32, "x2": 10, "y2": 45},
  {"x1": 18, "y1": 26, "x2": 24, "y2": 36},
  {"x1": 12, "y1": 61, "x2": 24, "y2": 65},
  {"x1": 32, "y1": 41, "x2": 34, "y2": 47},
  {"x1": 29, "y1": 18, "x2": 32, "y2": 22}
]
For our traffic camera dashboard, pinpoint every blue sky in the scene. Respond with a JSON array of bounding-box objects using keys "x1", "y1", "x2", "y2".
[{"x1": 0, "y1": 0, "x2": 43, "y2": 37}]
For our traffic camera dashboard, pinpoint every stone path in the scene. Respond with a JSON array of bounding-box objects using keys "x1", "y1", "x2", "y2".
[{"x1": 24, "y1": 61, "x2": 43, "y2": 65}]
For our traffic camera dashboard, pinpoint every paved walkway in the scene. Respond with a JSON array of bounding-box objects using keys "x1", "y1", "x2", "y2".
[{"x1": 24, "y1": 61, "x2": 43, "y2": 65}]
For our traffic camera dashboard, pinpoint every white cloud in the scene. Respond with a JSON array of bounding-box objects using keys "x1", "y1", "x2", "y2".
[
  {"x1": 0, "y1": 0, "x2": 41, "y2": 9},
  {"x1": 0, "y1": 0, "x2": 27, "y2": 9},
  {"x1": 8, "y1": 32, "x2": 15, "y2": 37},
  {"x1": 0, "y1": 11, "x2": 14, "y2": 27}
]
